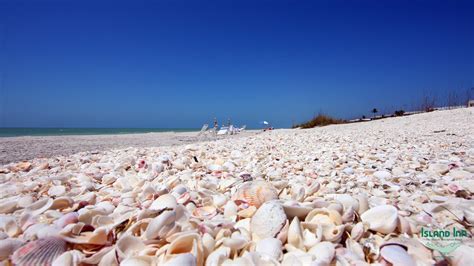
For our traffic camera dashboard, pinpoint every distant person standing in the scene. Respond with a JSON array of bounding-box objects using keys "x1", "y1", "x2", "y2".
[{"x1": 213, "y1": 118, "x2": 218, "y2": 130}]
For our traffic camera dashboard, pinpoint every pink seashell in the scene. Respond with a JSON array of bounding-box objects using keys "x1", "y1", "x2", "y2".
[
  {"x1": 447, "y1": 183, "x2": 460, "y2": 193},
  {"x1": 54, "y1": 212, "x2": 79, "y2": 228},
  {"x1": 232, "y1": 181, "x2": 278, "y2": 208},
  {"x1": 11, "y1": 237, "x2": 67, "y2": 266}
]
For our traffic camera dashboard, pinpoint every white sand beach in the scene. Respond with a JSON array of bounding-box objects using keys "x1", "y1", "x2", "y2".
[
  {"x1": 0, "y1": 130, "x2": 258, "y2": 165},
  {"x1": 0, "y1": 108, "x2": 473, "y2": 265}
]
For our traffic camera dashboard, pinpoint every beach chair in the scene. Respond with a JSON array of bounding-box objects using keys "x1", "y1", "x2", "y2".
[
  {"x1": 239, "y1": 125, "x2": 246, "y2": 133},
  {"x1": 197, "y1": 124, "x2": 209, "y2": 136},
  {"x1": 228, "y1": 125, "x2": 234, "y2": 135},
  {"x1": 217, "y1": 126, "x2": 228, "y2": 135}
]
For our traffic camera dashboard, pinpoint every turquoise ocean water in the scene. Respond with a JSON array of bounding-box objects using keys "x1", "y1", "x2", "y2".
[{"x1": 0, "y1": 128, "x2": 199, "y2": 137}]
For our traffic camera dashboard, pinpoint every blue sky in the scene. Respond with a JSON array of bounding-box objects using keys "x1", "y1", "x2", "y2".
[{"x1": 0, "y1": 0, "x2": 472, "y2": 128}]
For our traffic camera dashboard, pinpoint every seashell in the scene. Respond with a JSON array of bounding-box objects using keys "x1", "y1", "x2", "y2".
[
  {"x1": 193, "y1": 205, "x2": 217, "y2": 220},
  {"x1": 356, "y1": 194, "x2": 369, "y2": 214},
  {"x1": 0, "y1": 238, "x2": 24, "y2": 260},
  {"x1": 54, "y1": 212, "x2": 79, "y2": 228},
  {"x1": 223, "y1": 201, "x2": 238, "y2": 219},
  {"x1": 256, "y1": 238, "x2": 283, "y2": 261},
  {"x1": 333, "y1": 194, "x2": 359, "y2": 213},
  {"x1": 23, "y1": 223, "x2": 61, "y2": 240},
  {"x1": 145, "y1": 210, "x2": 176, "y2": 240},
  {"x1": 0, "y1": 200, "x2": 17, "y2": 214},
  {"x1": 373, "y1": 170, "x2": 391, "y2": 180},
  {"x1": 237, "y1": 206, "x2": 257, "y2": 218},
  {"x1": 0, "y1": 216, "x2": 20, "y2": 237},
  {"x1": 250, "y1": 201, "x2": 287, "y2": 240},
  {"x1": 232, "y1": 181, "x2": 279, "y2": 208},
  {"x1": 307, "y1": 241, "x2": 335, "y2": 265},
  {"x1": 282, "y1": 201, "x2": 312, "y2": 219},
  {"x1": 121, "y1": 256, "x2": 155, "y2": 266},
  {"x1": 302, "y1": 226, "x2": 322, "y2": 249},
  {"x1": 327, "y1": 202, "x2": 344, "y2": 215},
  {"x1": 163, "y1": 253, "x2": 196, "y2": 266},
  {"x1": 360, "y1": 205, "x2": 398, "y2": 234},
  {"x1": 52, "y1": 250, "x2": 84, "y2": 266},
  {"x1": 305, "y1": 208, "x2": 342, "y2": 226},
  {"x1": 99, "y1": 247, "x2": 119, "y2": 266},
  {"x1": 464, "y1": 209, "x2": 474, "y2": 224},
  {"x1": 48, "y1": 185, "x2": 66, "y2": 197},
  {"x1": 287, "y1": 217, "x2": 304, "y2": 250},
  {"x1": 62, "y1": 227, "x2": 109, "y2": 245},
  {"x1": 51, "y1": 197, "x2": 74, "y2": 210},
  {"x1": 116, "y1": 235, "x2": 146, "y2": 259},
  {"x1": 379, "y1": 243, "x2": 416, "y2": 266},
  {"x1": 17, "y1": 195, "x2": 35, "y2": 208},
  {"x1": 25, "y1": 197, "x2": 53, "y2": 216},
  {"x1": 165, "y1": 232, "x2": 203, "y2": 266},
  {"x1": 149, "y1": 194, "x2": 178, "y2": 212},
  {"x1": 202, "y1": 233, "x2": 215, "y2": 257},
  {"x1": 397, "y1": 215, "x2": 412, "y2": 234},
  {"x1": 447, "y1": 244, "x2": 474, "y2": 266},
  {"x1": 222, "y1": 235, "x2": 247, "y2": 250},
  {"x1": 350, "y1": 222, "x2": 366, "y2": 241},
  {"x1": 11, "y1": 237, "x2": 67, "y2": 266},
  {"x1": 205, "y1": 246, "x2": 230, "y2": 266}
]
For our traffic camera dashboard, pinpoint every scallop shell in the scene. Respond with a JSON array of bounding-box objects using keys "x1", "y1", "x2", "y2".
[
  {"x1": 360, "y1": 205, "x2": 398, "y2": 234},
  {"x1": 250, "y1": 200, "x2": 287, "y2": 240},
  {"x1": 232, "y1": 181, "x2": 278, "y2": 208},
  {"x1": 11, "y1": 237, "x2": 67, "y2": 266}
]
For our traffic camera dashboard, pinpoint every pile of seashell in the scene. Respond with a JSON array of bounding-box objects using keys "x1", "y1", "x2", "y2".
[{"x1": 0, "y1": 108, "x2": 473, "y2": 265}]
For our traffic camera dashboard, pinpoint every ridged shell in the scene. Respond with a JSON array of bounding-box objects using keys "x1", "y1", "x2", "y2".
[
  {"x1": 11, "y1": 237, "x2": 67, "y2": 266},
  {"x1": 232, "y1": 181, "x2": 278, "y2": 208}
]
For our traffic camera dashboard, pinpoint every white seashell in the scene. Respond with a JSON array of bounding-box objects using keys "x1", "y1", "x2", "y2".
[
  {"x1": 202, "y1": 233, "x2": 215, "y2": 257},
  {"x1": 302, "y1": 227, "x2": 322, "y2": 249},
  {"x1": 356, "y1": 194, "x2": 369, "y2": 214},
  {"x1": 25, "y1": 197, "x2": 53, "y2": 216},
  {"x1": 287, "y1": 217, "x2": 304, "y2": 250},
  {"x1": 0, "y1": 216, "x2": 20, "y2": 237},
  {"x1": 166, "y1": 232, "x2": 203, "y2": 266},
  {"x1": 282, "y1": 202, "x2": 312, "y2": 219},
  {"x1": 52, "y1": 250, "x2": 84, "y2": 266},
  {"x1": 145, "y1": 210, "x2": 177, "y2": 240},
  {"x1": 447, "y1": 244, "x2": 474, "y2": 266},
  {"x1": 0, "y1": 200, "x2": 17, "y2": 214},
  {"x1": 149, "y1": 194, "x2": 178, "y2": 212},
  {"x1": 223, "y1": 201, "x2": 238, "y2": 219},
  {"x1": 373, "y1": 170, "x2": 391, "y2": 180},
  {"x1": 116, "y1": 235, "x2": 146, "y2": 259},
  {"x1": 164, "y1": 253, "x2": 196, "y2": 266},
  {"x1": 48, "y1": 185, "x2": 66, "y2": 197},
  {"x1": 256, "y1": 237, "x2": 283, "y2": 261},
  {"x1": 307, "y1": 241, "x2": 335, "y2": 265},
  {"x1": 222, "y1": 236, "x2": 247, "y2": 250},
  {"x1": 360, "y1": 205, "x2": 398, "y2": 234},
  {"x1": 380, "y1": 244, "x2": 415, "y2": 266},
  {"x1": 0, "y1": 238, "x2": 24, "y2": 260},
  {"x1": 206, "y1": 246, "x2": 230, "y2": 266},
  {"x1": 250, "y1": 201, "x2": 287, "y2": 240},
  {"x1": 122, "y1": 256, "x2": 155, "y2": 266}
]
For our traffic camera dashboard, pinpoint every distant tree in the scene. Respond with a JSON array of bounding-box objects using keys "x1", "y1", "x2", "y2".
[
  {"x1": 394, "y1": 110, "x2": 405, "y2": 116},
  {"x1": 420, "y1": 90, "x2": 437, "y2": 112},
  {"x1": 447, "y1": 89, "x2": 460, "y2": 108},
  {"x1": 371, "y1": 108, "x2": 378, "y2": 118}
]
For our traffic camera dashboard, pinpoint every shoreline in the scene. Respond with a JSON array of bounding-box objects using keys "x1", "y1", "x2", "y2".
[{"x1": 0, "y1": 130, "x2": 259, "y2": 165}]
